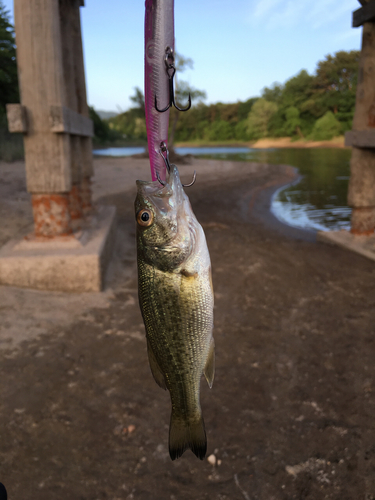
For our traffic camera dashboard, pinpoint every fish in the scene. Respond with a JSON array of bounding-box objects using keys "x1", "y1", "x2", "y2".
[
  {"x1": 144, "y1": 0, "x2": 174, "y2": 183},
  {"x1": 135, "y1": 163, "x2": 215, "y2": 461}
]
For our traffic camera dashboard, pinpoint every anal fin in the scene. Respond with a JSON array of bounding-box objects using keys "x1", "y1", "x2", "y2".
[
  {"x1": 204, "y1": 337, "x2": 215, "y2": 389},
  {"x1": 147, "y1": 339, "x2": 167, "y2": 390}
]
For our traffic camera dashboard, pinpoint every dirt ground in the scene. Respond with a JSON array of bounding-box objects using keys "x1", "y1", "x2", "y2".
[{"x1": 0, "y1": 157, "x2": 375, "y2": 500}]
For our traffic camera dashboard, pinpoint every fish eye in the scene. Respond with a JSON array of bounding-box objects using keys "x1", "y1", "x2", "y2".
[{"x1": 137, "y1": 209, "x2": 154, "y2": 227}]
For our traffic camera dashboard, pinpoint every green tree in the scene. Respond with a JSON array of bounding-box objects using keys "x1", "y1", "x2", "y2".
[
  {"x1": 261, "y1": 52, "x2": 359, "y2": 138},
  {"x1": 108, "y1": 87, "x2": 148, "y2": 141},
  {"x1": 264, "y1": 71, "x2": 315, "y2": 137},
  {"x1": 282, "y1": 70, "x2": 314, "y2": 109},
  {"x1": 262, "y1": 83, "x2": 283, "y2": 105},
  {"x1": 285, "y1": 106, "x2": 303, "y2": 137},
  {"x1": 0, "y1": 1, "x2": 19, "y2": 114},
  {"x1": 129, "y1": 86, "x2": 145, "y2": 116},
  {"x1": 311, "y1": 50, "x2": 359, "y2": 115},
  {"x1": 204, "y1": 120, "x2": 233, "y2": 141},
  {"x1": 89, "y1": 106, "x2": 121, "y2": 144},
  {"x1": 169, "y1": 53, "x2": 206, "y2": 146},
  {"x1": 309, "y1": 111, "x2": 342, "y2": 141},
  {"x1": 246, "y1": 98, "x2": 278, "y2": 139}
]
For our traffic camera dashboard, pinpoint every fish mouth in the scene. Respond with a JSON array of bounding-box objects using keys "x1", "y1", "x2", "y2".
[
  {"x1": 152, "y1": 245, "x2": 182, "y2": 251},
  {"x1": 136, "y1": 165, "x2": 186, "y2": 211},
  {"x1": 136, "y1": 165, "x2": 183, "y2": 193}
]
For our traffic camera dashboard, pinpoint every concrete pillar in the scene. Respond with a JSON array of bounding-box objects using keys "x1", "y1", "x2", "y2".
[
  {"x1": 348, "y1": 21, "x2": 375, "y2": 234},
  {"x1": 9, "y1": 0, "x2": 93, "y2": 238}
]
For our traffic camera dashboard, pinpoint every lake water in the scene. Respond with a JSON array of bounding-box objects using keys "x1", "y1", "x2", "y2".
[{"x1": 93, "y1": 146, "x2": 352, "y2": 232}]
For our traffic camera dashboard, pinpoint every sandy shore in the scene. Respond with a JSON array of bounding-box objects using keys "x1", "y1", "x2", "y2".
[
  {"x1": 251, "y1": 136, "x2": 348, "y2": 149},
  {"x1": 175, "y1": 136, "x2": 349, "y2": 150},
  {"x1": 0, "y1": 157, "x2": 374, "y2": 499}
]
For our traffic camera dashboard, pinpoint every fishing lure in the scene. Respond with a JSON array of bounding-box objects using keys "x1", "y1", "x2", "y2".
[
  {"x1": 144, "y1": 0, "x2": 191, "y2": 182},
  {"x1": 144, "y1": 0, "x2": 174, "y2": 182}
]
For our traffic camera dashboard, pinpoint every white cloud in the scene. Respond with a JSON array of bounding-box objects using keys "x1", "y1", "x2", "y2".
[
  {"x1": 249, "y1": 0, "x2": 355, "y2": 30},
  {"x1": 252, "y1": 0, "x2": 284, "y2": 20},
  {"x1": 311, "y1": 0, "x2": 354, "y2": 29}
]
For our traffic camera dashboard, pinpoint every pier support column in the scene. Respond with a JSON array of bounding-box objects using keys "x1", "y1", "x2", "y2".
[
  {"x1": 7, "y1": 0, "x2": 94, "y2": 238},
  {"x1": 347, "y1": 20, "x2": 375, "y2": 234},
  {"x1": 1, "y1": 0, "x2": 117, "y2": 292}
]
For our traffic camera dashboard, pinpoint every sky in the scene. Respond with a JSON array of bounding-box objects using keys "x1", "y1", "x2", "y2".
[{"x1": 2, "y1": 0, "x2": 363, "y2": 113}]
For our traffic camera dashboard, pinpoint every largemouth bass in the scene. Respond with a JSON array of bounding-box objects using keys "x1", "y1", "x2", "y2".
[{"x1": 135, "y1": 164, "x2": 215, "y2": 460}]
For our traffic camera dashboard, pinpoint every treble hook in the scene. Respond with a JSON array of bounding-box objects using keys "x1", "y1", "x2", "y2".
[
  {"x1": 155, "y1": 47, "x2": 191, "y2": 113},
  {"x1": 182, "y1": 170, "x2": 197, "y2": 187},
  {"x1": 159, "y1": 141, "x2": 171, "y2": 173},
  {"x1": 156, "y1": 142, "x2": 196, "y2": 188}
]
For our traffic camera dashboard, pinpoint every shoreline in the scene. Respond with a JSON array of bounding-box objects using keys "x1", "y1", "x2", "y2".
[
  {"x1": 250, "y1": 136, "x2": 348, "y2": 149},
  {"x1": 92, "y1": 136, "x2": 349, "y2": 153},
  {"x1": 175, "y1": 136, "x2": 348, "y2": 150}
]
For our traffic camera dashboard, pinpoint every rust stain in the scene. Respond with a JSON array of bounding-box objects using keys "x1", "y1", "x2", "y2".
[
  {"x1": 68, "y1": 184, "x2": 83, "y2": 222},
  {"x1": 368, "y1": 104, "x2": 375, "y2": 127},
  {"x1": 350, "y1": 207, "x2": 375, "y2": 235},
  {"x1": 81, "y1": 176, "x2": 92, "y2": 215},
  {"x1": 32, "y1": 194, "x2": 72, "y2": 237},
  {"x1": 350, "y1": 228, "x2": 375, "y2": 236}
]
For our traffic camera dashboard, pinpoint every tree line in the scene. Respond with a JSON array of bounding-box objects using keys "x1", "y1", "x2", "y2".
[{"x1": 104, "y1": 50, "x2": 359, "y2": 144}]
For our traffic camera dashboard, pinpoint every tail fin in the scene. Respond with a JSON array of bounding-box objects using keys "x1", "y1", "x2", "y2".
[{"x1": 169, "y1": 412, "x2": 207, "y2": 461}]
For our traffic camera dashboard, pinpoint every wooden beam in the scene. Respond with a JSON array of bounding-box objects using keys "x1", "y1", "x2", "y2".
[
  {"x1": 345, "y1": 130, "x2": 375, "y2": 148},
  {"x1": 353, "y1": 1, "x2": 375, "y2": 27},
  {"x1": 358, "y1": 0, "x2": 369, "y2": 6},
  {"x1": 49, "y1": 106, "x2": 94, "y2": 137},
  {"x1": 6, "y1": 104, "x2": 27, "y2": 133}
]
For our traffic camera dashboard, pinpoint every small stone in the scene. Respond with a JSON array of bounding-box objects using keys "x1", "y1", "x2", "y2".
[
  {"x1": 217, "y1": 459, "x2": 222, "y2": 466},
  {"x1": 207, "y1": 454, "x2": 216, "y2": 466},
  {"x1": 128, "y1": 424, "x2": 136, "y2": 434},
  {"x1": 114, "y1": 425, "x2": 123, "y2": 436}
]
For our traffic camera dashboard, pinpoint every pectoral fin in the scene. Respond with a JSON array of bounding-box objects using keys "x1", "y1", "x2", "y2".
[
  {"x1": 147, "y1": 339, "x2": 167, "y2": 390},
  {"x1": 180, "y1": 269, "x2": 198, "y2": 278},
  {"x1": 204, "y1": 337, "x2": 215, "y2": 389}
]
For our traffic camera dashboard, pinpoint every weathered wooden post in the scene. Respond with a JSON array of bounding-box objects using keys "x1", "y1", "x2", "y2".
[
  {"x1": 0, "y1": 0, "x2": 117, "y2": 292},
  {"x1": 345, "y1": 0, "x2": 375, "y2": 234},
  {"x1": 6, "y1": 0, "x2": 93, "y2": 237}
]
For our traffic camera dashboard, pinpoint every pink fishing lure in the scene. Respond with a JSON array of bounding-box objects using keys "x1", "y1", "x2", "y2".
[{"x1": 144, "y1": 0, "x2": 175, "y2": 182}]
